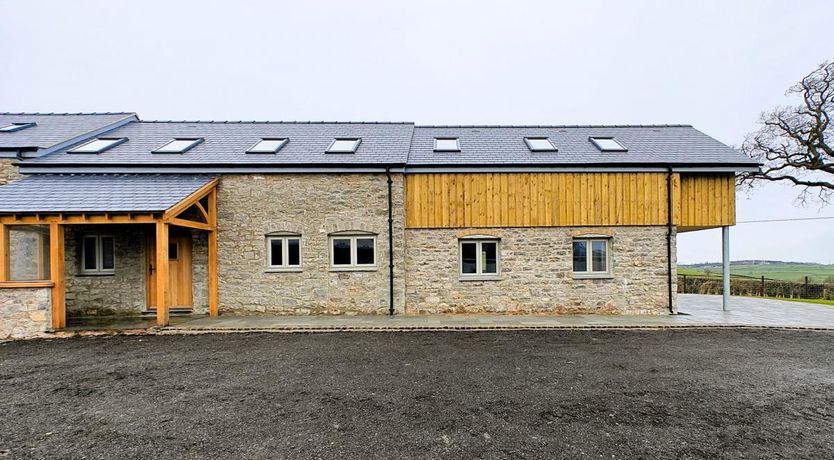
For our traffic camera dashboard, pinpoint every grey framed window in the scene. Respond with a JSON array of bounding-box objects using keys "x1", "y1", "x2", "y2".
[
  {"x1": 524, "y1": 137, "x2": 557, "y2": 152},
  {"x1": 0, "y1": 122, "x2": 36, "y2": 132},
  {"x1": 329, "y1": 235, "x2": 377, "y2": 271},
  {"x1": 459, "y1": 239, "x2": 500, "y2": 280},
  {"x1": 266, "y1": 236, "x2": 301, "y2": 271},
  {"x1": 68, "y1": 137, "x2": 127, "y2": 154},
  {"x1": 81, "y1": 235, "x2": 115, "y2": 275},
  {"x1": 434, "y1": 137, "x2": 460, "y2": 152},
  {"x1": 589, "y1": 137, "x2": 627, "y2": 152},
  {"x1": 247, "y1": 138, "x2": 288, "y2": 153},
  {"x1": 326, "y1": 138, "x2": 361, "y2": 153},
  {"x1": 153, "y1": 138, "x2": 204, "y2": 153},
  {"x1": 572, "y1": 238, "x2": 611, "y2": 278}
]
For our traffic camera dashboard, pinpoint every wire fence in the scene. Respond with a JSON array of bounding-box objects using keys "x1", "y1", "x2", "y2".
[{"x1": 678, "y1": 273, "x2": 834, "y2": 300}]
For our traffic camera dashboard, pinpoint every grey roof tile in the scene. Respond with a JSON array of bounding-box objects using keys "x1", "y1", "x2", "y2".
[
  {"x1": 30, "y1": 121, "x2": 415, "y2": 166},
  {"x1": 407, "y1": 125, "x2": 758, "y2": 166},
  {"x1": 0, "y1": 113, "x2": 137, "y2": 150},
  {"x1": 18, "y1": 116, "x2": 757, "y2": 169},
  {"x1": 0, "y1": 174, "x2": 215, "y2": 213}
]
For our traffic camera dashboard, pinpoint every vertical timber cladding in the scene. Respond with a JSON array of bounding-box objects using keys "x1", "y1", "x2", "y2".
[
  {"x1": 405, "y1": 172, "x2": 736, "y2": 228},
  {"x1": 678, "y1": 173, "x2": 736, "y2": 228}
]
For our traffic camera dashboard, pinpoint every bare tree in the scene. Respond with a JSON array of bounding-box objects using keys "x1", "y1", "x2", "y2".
[{"x1": 740, "y1": 59, "x2": 834, "y2": 203}]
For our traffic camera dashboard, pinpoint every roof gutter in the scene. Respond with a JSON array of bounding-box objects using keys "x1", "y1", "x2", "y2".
[{"x1": 18, "y1": 164, "x2": 408, "y2": 174}]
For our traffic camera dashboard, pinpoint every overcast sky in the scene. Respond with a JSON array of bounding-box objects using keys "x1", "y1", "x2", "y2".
[{"x1": 1, "y1": 0, "x2": 832, "y2": 264}]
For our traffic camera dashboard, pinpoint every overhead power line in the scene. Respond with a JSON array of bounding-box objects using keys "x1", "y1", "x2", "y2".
[{"x1": 736, "y1": 216, "x2": 834, "y2": 224}]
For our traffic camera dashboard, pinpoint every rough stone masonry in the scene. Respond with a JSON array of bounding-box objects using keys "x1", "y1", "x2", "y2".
[
  {"x1": 405, "y1": 226, "x2": 676, "y2": 315},
  {"x1": 0, "y1": 287, "x2": 51, "y2": 340}
]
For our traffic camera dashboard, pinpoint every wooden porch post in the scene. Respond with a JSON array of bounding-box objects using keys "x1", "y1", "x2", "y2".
[
  {"x1": 155, "y1": 220, "x2": 170, "y2": 326},
  {"x1": 207, "y1": 188, "x2": 218, "y2": 317},
  {"x1": 0, "y1": 223, "x2": 8, "y2": 282},
  {"x1": 49, "y1": 222, "x2": 66, "y2": 329}
]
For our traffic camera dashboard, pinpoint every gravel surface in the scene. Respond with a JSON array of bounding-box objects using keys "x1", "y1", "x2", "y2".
[{"x1": 1, "y1": 330, "x2": 833, "y2": 459}]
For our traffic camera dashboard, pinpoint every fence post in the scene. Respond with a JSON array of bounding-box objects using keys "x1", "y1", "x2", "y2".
[
  {"x1": 805, "y1": 276, "x2": 809, "y2": 299},
  {"x1": 682, "y1": 275, "x2": 687, "y2": 294},
  {"x1": 761, "y1": 275, "x2": 765, "y2": 297}
]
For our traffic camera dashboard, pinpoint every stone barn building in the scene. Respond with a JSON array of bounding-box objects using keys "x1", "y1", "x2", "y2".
[{"x1": 0, "y1": 112, "x2": 758, "y2": 338}]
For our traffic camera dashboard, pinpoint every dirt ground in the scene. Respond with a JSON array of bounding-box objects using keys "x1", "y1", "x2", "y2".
[{"x1": 1, "y1": 330, "x2": 832, "y2": 459}]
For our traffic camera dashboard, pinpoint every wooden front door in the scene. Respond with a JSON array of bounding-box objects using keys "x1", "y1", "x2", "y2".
[{"x1": 146, "y1": 231, "x2": 193, "y2": 310}]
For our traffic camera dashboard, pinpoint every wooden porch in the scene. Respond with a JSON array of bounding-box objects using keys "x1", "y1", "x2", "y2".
[{"x1": 0, "y1": 178, "x2": 219, "y2": 328}]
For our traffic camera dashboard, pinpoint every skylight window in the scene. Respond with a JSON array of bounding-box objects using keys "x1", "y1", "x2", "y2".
[
  {"x1": 524, "y1": 137, "x2": 557, "y2": 152},
  {"x1": 327, "y1": 138, "x2": 361, "y2": 153},
  {"x1": 0, "y1": 122, "x2": 36, "y2": 132},
  {"x1": 434, "y1": 137, "x2": 460, "y2": 152},
  {"x1": 68, "y1": 138, "x2": 127, "y2": 154},
  {"x1": 247, "y1": 138, "x2": 288, "y2": 154},
  {"x1": 153, "y1": 138, "x2": 204, "y2": 154},
  {"x1": 589, "y1": 137, "x2": 627, "y2": 152}
]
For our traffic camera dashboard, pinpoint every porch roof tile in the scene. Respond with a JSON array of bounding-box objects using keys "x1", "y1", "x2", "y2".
[{"x1": 0, "y1": 174, "x2": 215, "y2": 213}]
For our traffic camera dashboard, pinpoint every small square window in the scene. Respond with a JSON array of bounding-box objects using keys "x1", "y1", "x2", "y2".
[
  {"x1": 69, "y1": 138, "x2": 127, "y2": 154},
  {"x1": 589, "y1": 137, "x2": 627, "y2": 152},
  {"x1": 459, "y1": 239, "x2": 500, "y2": 280},
  {"x1": 329, "y1": 235, "x2": 377, "y2": 271},
  {"x1": 153, "y1": 138, "x2": 204, "y2": 153},
  {"x1": 247, "y1": 138, "x2": 288, "y2": 153},
  {"x1": 266, "y1": 236, "x2": 302, "y2": 271},
  {"x1": 327, "y1": 138, "x2": 361, "y2": 153},
  {"x1": 0, "y1": 122, "x2": 36, "y2": 132},
  {"x1": 434, "y1": 137, "x2": 460, "y2": 152},
  {"x1": 80, "y1": 235, "x2": 116, "y2": 275},
  {"x1": 573, "y1": 238, "x2": 610, "y2": 277},
  {"x1": 524, "y1": 137, "x2": 557, "y2": 152}
]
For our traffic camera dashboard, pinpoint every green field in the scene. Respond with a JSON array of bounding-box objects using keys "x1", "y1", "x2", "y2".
[{"x1": 678, "y1": 263, "x2": 834, "y2": 283}]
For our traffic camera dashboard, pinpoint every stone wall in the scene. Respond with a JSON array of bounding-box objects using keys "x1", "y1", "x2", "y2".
[
  {"x1": 64, "y1": 225, "x2": 148, "y2": 316},
  {"x1": 0, "y1": 288, "x2": 51, "y2": 340},
  {"x1": 191, "y1": 230, "x2": 209, "y2": 314},
  {"x1": 63, "y1": 225, "x2": 209, "y2": 316},
  {"x1": 0, "y1": 158, "x2": 22, "y2": 185},
  {"x1": 404, "y1": 226, "x2": 676, "y2": 315},
  {"x1": 216, "y1": 174, "x2": 405, "y2": 315}
]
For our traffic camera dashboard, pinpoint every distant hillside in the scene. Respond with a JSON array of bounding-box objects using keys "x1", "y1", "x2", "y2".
[{"x1": 679, "y1": 261, "x2": 834, "y2": 283}]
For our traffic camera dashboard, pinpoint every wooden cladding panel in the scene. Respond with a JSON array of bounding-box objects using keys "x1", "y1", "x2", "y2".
[
  {"x1": 405, "y1": 172, "x2": 735, "y2": 229},
  {"x1": 679, "y1": 173, "x2": 736, "y2": 228}
]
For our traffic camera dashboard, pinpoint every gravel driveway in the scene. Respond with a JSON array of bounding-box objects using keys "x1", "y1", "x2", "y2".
[{"x1": 1, "y1": 330, "x2": 832, "y2": 459}]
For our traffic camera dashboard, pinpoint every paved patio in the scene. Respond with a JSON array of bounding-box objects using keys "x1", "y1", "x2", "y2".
[{"x1": 63, "y1": 294, "x2": 834, "y2": 334}]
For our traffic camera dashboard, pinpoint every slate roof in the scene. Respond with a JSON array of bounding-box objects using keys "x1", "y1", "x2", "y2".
[
  {"x1": 14, "y1": 115, "x2": 758, "y2": 170},
  {"x1": 30, "y1": 121, "x2": 415, "y2": 166},
  {"x1": 0, "y1": 112, "x2": 137, "y2": 151},
  {"x1": 407, "y1": 125, "x2": 758, "y2": 167},
  {"x1": 0, "y1": 174, "x2": 215, "y2": 213}
]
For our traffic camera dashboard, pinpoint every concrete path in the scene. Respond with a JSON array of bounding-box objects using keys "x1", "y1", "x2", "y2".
[{"x1": 146, "y1": 294, "x2": 834, "y2": 333}]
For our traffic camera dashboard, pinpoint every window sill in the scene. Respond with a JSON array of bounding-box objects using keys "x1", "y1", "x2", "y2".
[
  {"x1": 459, "y1": 275, "x2": 502, "y2": 282},
  {"x1": 265, "y1": 267, "x2": 303, "y2": 273},
  {"x1": 77, "y1": 272, "x2": 116, "y2": 277},
  {"x1": 329, "y1": 266, "x2": 378, "y2": 272},
  {"x1": 572, "y1": 273, "x2": 614, "y2": 280}
]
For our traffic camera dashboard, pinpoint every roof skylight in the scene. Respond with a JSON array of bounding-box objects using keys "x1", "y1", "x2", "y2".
[
  {"x1": 327, "y1": 138, "x2": 361, "y2": 153},
  {"x1": 0, "y1": 122, "x2": 37, "y2": 132},
  {"x1": 247, "y1": 138, "x2": 288, "y2": 154},
  {"x1": 68, "y1": 138, "x2": 127, "y2": 154},
  {"x1": 524, "y1": 137, "x2": 557, "y2": 152},
  {"x1": 153, "y1": 138, "x2": 204, "y2": 154},
  {"x1": 589, "y1": 137, "x2": 627, "y2": 152},
  {"x1": 434, "y1": 137, "x2": 460, "y2": 152}
]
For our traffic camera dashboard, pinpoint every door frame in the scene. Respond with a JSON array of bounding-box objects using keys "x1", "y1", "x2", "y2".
[{"x1": 146, "y1": 229, "x2": 193, "y2": 310}]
